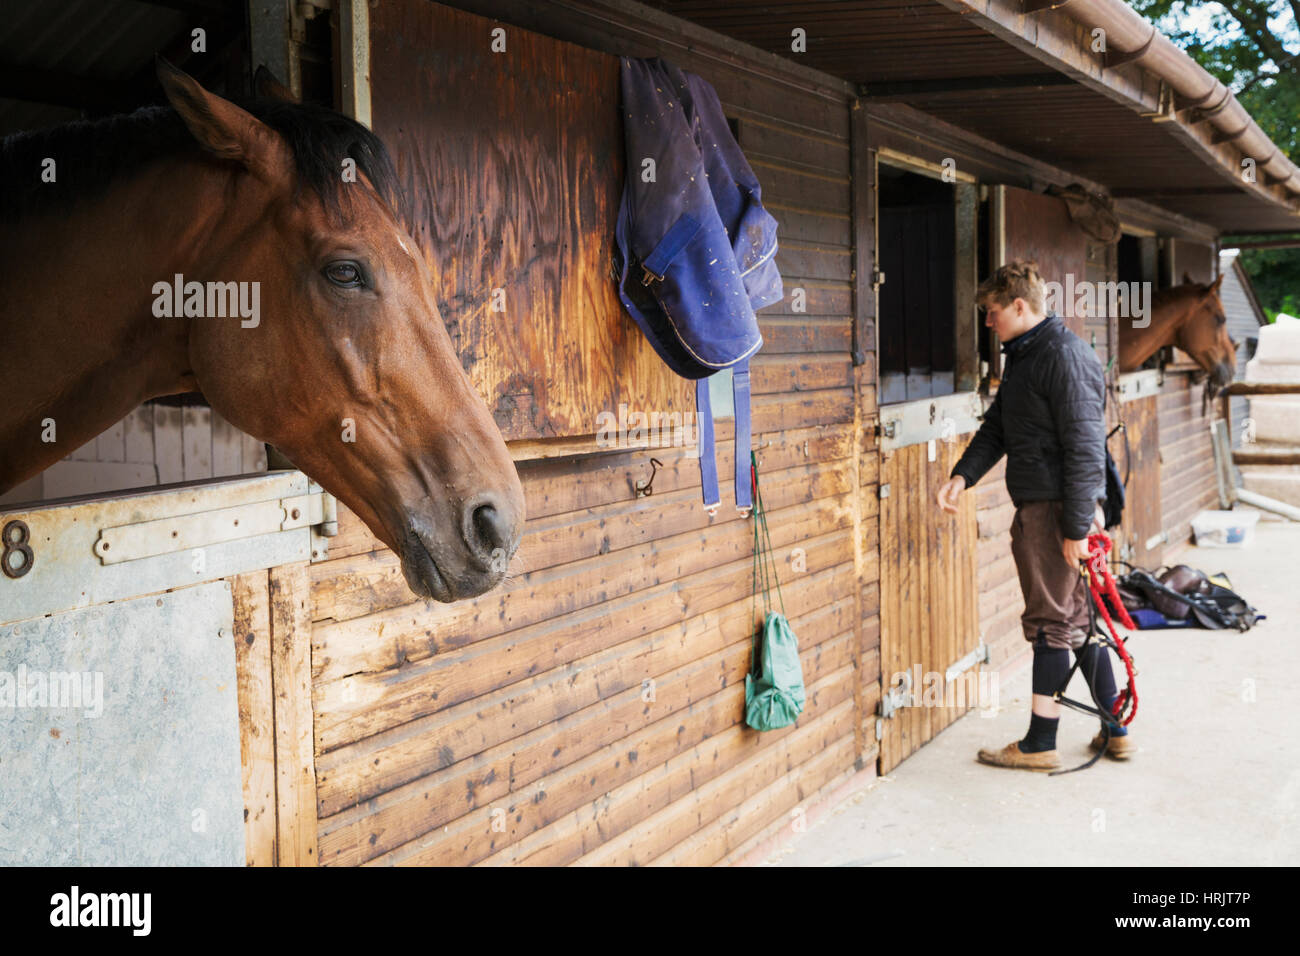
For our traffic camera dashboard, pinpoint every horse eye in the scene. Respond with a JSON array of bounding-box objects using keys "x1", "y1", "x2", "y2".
[{"x1": 324, "y1": 261, "x2": 363, "y2": 288}]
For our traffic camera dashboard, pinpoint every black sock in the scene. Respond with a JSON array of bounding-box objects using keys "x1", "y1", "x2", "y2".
[
  {"x1": 1021, "y1": 712, "x2": 1060, "y2": 753},
  {"x1": 1074, "y1": 642, "x2": 1128, "y2": 735}
]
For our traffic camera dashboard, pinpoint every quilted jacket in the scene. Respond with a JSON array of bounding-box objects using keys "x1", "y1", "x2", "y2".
[{"x1": 950, "y1": 314, "x2": 1106, "y2": 540}]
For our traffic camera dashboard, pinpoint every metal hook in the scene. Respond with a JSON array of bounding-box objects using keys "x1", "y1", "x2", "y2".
[{"x1": 635, "y1": 457, "x2": 664, "y2": 498}]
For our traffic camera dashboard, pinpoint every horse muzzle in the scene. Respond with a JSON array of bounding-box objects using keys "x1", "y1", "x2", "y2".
[
  {"x1": 1210, "y1": 361, "x2": 1235, "y2": 393},
  {"x1": 397, "y1": 493, "x2": 521, "y2": 602}
]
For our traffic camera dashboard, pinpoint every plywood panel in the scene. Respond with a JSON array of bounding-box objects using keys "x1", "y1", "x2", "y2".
[
  {"x1": 1003, "y1": 186, "x2": 1089, "y2": 337},
  {"x1": 1116, "y1": 393, "x2": 1162, "y2": 568},
  {"x1": 369, "y1": 0, "x2": 692, "y2": 441}
]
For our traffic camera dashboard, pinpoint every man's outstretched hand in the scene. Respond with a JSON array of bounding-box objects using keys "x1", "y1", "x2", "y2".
[{"x1": 936, "y1": 476, "x2": 965, "y2": 514}]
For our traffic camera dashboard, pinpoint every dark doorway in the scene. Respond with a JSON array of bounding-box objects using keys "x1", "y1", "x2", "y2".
[{"x1": 877, "y1": 167, "x2": 957, "y2": 403}]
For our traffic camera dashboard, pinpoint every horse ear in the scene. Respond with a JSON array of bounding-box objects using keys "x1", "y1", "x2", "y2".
[
  {"x1": 1209, "y1": 273, "x2": 1225, "y2": 293},
  {"x1": 254, "y1": 65, "x2": 297, "y2": 103},
  {"x1": 157, "y1": 57, "x2": 285, "y2": 181},
  {"x1": 1183, "y1": 271, "x2": 1194, "y2": 286}
]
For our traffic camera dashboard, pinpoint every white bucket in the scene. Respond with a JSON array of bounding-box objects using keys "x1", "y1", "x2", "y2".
[{"x1": 1190, "y1": 509, "x2": 1260, "y2": 548}]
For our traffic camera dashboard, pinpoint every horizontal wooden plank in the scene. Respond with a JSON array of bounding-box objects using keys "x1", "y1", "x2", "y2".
[
  {"x1": 650, "y1": 719, "x2": 857, "y2": 866},
  {"x1": 319, "y1": 593, "x2": 857, "y2": 865},
  {"x1": 774, "y1": 242, "x2": 853, "y2": 282},
  {"x1": 313, "y1": 468, "x2": 856, "y2": 684},
  {"x1": 765, "y1": 203, "x2": 852, "y2": 246},
  {"x1": 562, "y1": 671, "x2": 858, "y2": 868},
  {"x1": 718, "y1": 736, "x2": 872, "y2": 865},
  {"x1": 757, "y1": 316, "x2": 853, "y2": 355},
  {"x1": 570, "y1": 691, "x2": 857, "y2": 866},
  {"x1": 312, "y1": 544, "x2": 858, "y2": 811},
  {"x1": 752, "y1": 160, "x2": 851, "y2": 214},
  {"x1": 314, "y1": 514, "x2": 857, "y2": 752},
  {"x1": 382, "y1": 663, "x2": 857, "y2": 867},
  {"x1": 737, "y1": 116, "x2": 851, "y2": 176},
  {"x1": 752, "y1": 354, "x2": 854, "y2": 394},
  {"x1": 978, "y1": 574, "x2": 1022, "y2": 624},
  {"x1": 324, "y1": 421, "x2": 857, "y2": 561},
  {"x1": 313, "y1": 440, "x2": 857, "y2": 625},
  {"x1": 759, "y1": 282, "x2": 852, "y2": 318}
]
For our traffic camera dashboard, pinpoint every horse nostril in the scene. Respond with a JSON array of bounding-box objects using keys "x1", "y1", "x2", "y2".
[{"x1": 466, "y1": 501, "x2": 514, "y2": 567}]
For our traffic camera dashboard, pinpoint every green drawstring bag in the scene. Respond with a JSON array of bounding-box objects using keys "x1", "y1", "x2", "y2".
[{"x1": 744, "y1": 450, "x2": 806, "y2": 732}]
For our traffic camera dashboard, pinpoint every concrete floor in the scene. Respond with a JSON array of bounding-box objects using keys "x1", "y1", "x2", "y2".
[{"x1": 768, "y1": 517, "x2": 1300, "y2": 866}]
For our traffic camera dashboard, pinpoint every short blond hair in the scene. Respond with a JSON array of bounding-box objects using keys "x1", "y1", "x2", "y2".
[{"x1": 977, "y1": 259, "x2": 1046, "y2": 315}]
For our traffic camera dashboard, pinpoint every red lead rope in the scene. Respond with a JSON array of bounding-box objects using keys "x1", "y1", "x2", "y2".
[{"x1": 1084, "y1": 531, "x2": 1138, "y2": 726}]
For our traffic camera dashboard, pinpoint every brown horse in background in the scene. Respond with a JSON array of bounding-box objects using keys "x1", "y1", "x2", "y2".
[
  {"x1": 0, "y1": 62, "x2": 524, "y2": 603},
  {"x1": 1117, "y1": 272, "x2": 1238, "y2": 413}
]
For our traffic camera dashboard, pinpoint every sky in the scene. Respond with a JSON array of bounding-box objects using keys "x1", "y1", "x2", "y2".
[{"x1": 1154, "y1": 1, "x2": 1300, "y2": 54}]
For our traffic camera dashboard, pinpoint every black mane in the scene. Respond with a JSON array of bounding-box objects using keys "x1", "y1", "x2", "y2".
[{"x1": 0, "y1": 96, "x2": 405, "y2": 223}]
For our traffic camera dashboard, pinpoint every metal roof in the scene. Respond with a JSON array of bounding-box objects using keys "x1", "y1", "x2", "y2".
[
  {"x1": 643, "y1": 0, "x2": 1300, "y2": 234},
  {"x1": 4, "y1": 0, "x2": 1297, "y2": 234}
]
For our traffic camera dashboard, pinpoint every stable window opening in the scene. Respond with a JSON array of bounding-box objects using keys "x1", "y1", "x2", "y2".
[{"x1": 876, "y1": 163, "x2": 979, "y2": 405}]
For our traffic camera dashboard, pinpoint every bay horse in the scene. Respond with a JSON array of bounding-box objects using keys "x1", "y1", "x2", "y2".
[
  {"x1": 1117, "y1": 273, "x2": 1239, "y2": 413},
  {"x1": 0, "y1": 62, "x2": 524, "y2": 603}
]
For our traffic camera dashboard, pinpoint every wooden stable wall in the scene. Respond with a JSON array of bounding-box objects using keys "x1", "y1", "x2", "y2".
[
  {"x1": 1158, "y1": 371, "x2": 1220, "y2": 555},
  {"x1": 298, "y1": 0, "x2": 877, "y2": 866},
  {"x1": 972, "y1": 457, "x2": 1023, "y2": 668}
]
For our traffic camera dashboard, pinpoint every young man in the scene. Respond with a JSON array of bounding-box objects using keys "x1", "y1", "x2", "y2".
[{"x1": 935, "y1": 260, "x2": 1135, "y2": 771}]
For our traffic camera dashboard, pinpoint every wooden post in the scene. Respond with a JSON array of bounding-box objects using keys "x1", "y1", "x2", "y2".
[
  {"x1": 988, "y1": 185, "x2": 1006, "y2": 381},
  {"x1": 849, "y1": 100, "x2": 874, "y2": 367},
  {"x1": 954, "y1": 182, "x2": 980, "y2": 393},
  {"x1": 337, "y1": 0, "x2": 372, "y2": 127},
  {"x1": 270, "y1": 562, "x2": 319, "y2": 866},
  {"x1": 232, "y1": 571, "x2": 277, "y2": 866}
]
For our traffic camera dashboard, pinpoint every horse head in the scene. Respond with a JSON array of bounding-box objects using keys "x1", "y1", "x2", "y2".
[
  {"x1": 1172, "y1": 271, "x2": 1238, "y2": 395},
  {"x1": 157, "y1": 63, "x2": 524, "y2": 602}
]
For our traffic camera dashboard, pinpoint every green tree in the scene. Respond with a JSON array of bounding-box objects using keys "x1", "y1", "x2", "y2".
[{"x1": 1133, "y1": 1, "x2": 1300, "y2": 318}]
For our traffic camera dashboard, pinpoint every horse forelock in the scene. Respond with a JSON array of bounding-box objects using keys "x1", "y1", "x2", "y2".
[
  {"x1": 0, "y1": 96, "x2": 409, "y2": 227},
  {"x1": 246, "y1": 98, "x2": 409, "y2": 227}
]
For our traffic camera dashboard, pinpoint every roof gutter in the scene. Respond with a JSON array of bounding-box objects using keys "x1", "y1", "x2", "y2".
[{"x1": 1046, "y1": 0, "x2": 1300, "y2": 198}]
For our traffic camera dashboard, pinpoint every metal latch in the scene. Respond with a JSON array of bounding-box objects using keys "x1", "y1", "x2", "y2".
[
  {"x1": 93, "y1": 488, "x2": 334, "y2": 566},
  {"x1": 944, "y1": 641, "x2": 990, "y2": 683},
  {"x1": 878, "y1": 668, "x2": 913, "y2": 721}
]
